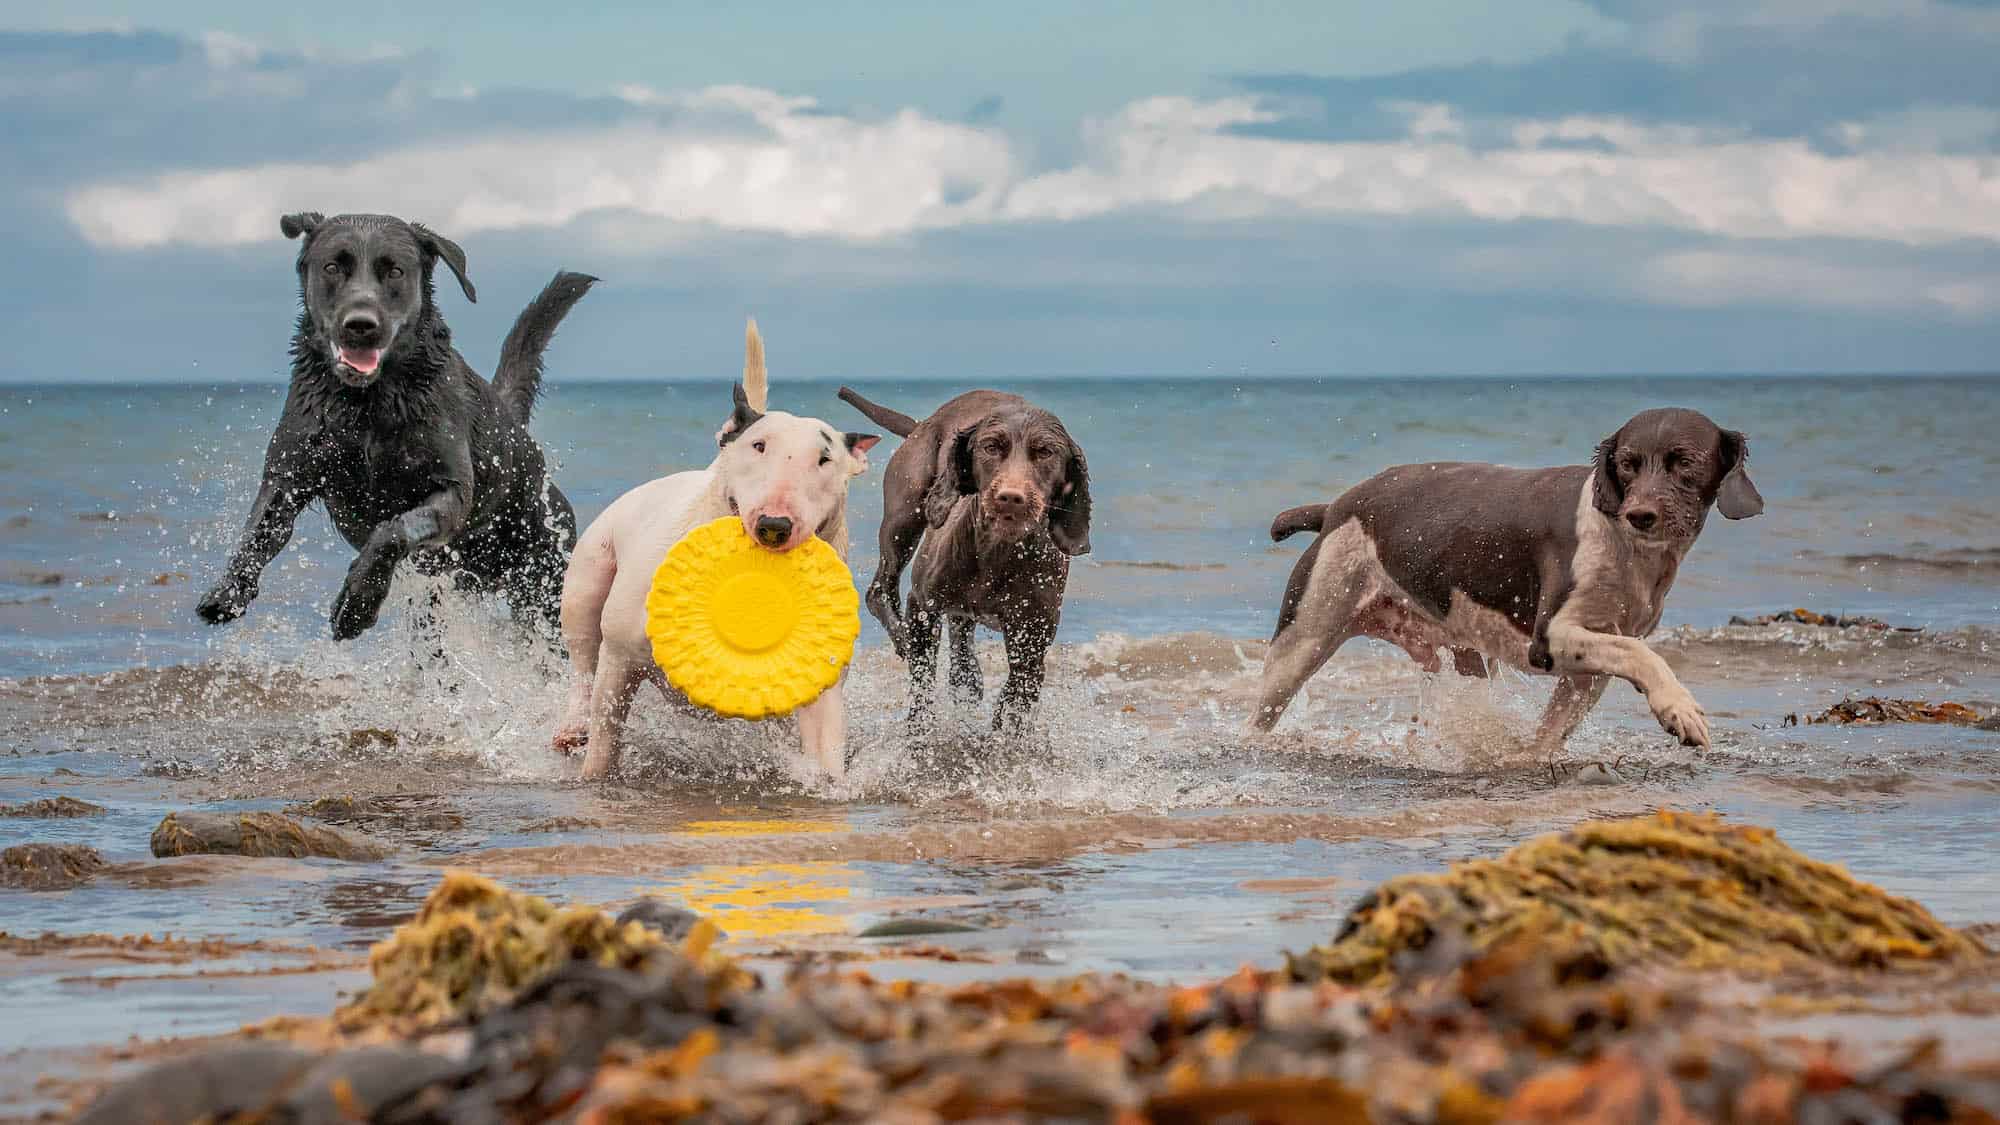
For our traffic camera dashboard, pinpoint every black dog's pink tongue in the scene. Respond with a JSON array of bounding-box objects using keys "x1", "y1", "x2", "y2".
[{"x1": 339, "y1": 347, "x2": 381, "y2": 375}]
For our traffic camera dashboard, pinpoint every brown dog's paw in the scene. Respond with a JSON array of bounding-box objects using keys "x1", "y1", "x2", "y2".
[{"x1": 552, "y1": 726, "x2": 589, "y2": 754}]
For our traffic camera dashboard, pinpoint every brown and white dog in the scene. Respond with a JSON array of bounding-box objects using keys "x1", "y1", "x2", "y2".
[
  {"x1": 555, "y1": 322, "x2": 879, "y2": 779},
  {"x1": 1251, "y1": 408, "x2": 1763, "y2": 753}
]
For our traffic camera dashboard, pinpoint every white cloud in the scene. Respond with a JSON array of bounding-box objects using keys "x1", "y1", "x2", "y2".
[
  {"x1": 67, "y1": 87, "x2": 1016, "y2": 249},
  {"x1": 65, "y1": 88, "x2": 2000, "y2": 260},
  {"x1": 1633, "y1": 249, "x2": 2000, "y2": 315}
]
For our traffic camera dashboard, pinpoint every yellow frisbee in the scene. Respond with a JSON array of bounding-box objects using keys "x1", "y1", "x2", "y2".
[{"x1": 645, "y1": 517, "x2": 860, "y2": 720}]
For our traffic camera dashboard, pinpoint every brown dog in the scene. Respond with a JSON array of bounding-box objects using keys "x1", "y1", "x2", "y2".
[
  {"x1": 838, "y1": 388, "x2": 1091, "y2": 730},
  {"x1": 1252, "y1": 408, "x2": 1763, "y2": 753}
]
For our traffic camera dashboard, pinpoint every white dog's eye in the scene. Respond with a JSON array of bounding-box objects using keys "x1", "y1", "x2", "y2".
[
  {"x1": 819, "y1": 452, "x2": 832, "y2": 466},
  {"x1": 752, "y1": 440, "x2": 766, "y2": 453}
]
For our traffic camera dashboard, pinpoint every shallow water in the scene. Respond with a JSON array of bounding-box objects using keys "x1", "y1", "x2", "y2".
[{"x1": 2, "y1": 376, "x2": 1997, "y2": 1101}]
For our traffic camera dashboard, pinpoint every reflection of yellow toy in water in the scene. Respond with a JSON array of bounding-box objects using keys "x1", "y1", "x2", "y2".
[
  {"x1": 653, "y1": 815, "x2": 858, "y2": 940},
  {"x1": 645, "y1": 517, "x2": 860, "y2": 719}
]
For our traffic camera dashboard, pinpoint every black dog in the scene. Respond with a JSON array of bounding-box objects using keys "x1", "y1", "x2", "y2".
[{"x1": 197, "y1": 212, "x2": 594, "y2": 641}]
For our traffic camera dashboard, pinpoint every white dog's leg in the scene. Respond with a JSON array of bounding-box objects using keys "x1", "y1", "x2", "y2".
[
  {"x1": 554, "y1": 522, "x2": 616, "y2": 752},
  {"x1": 579, "y1": 651, "x2": 647, "y2": 780},
  {"x1": 1542, "y1": 621, "x2": 1708, "y2": 748},
  {"x1": 796, "y1": 678, "x2": 847, "y2": 781}
]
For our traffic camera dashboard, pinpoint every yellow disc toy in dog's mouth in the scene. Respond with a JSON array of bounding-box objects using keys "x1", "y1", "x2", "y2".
[{"x1": 645, "y1": 517, "x2": 860, "y2": 720}]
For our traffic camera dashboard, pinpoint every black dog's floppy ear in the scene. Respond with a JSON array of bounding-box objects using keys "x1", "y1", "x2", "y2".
[
  {"x1": 1715, "y1": 429, "x2": 1764, "y2": 520},
  {"x1": 717, "y1": 381, "x2": 763, "y2": 447},
  {"x1": 1050, "y1": 441, "x2": 1092, "y2": 556},
  {"x1": 922, "y1": 427, "x2": 975, "y2": 529},
  {"x1": 1591, "y1": 430, "x2": 1624, "y2": 517},
  {"x1": 412, "y1": 223, "x2": 476, "y2": 304},
  {"x1": 279, "y1": 212, "x2": 324, "y2": 240}
]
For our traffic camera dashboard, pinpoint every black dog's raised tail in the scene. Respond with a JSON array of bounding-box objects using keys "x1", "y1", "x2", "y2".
[
  {"x1": 837, "y1": 386, "x2": 918, "y2": 438},
  {"x1": 1270, "y1": 504, "x2": 1326, "y2": 542},
  {"x1": 495, "y1": 271, "x2": 597, "y2": 423}
]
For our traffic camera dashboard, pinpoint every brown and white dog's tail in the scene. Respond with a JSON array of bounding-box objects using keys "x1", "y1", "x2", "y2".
[
  {"x1": 743, "y1": 318, "x2": 769, "y2": 413},
  {"x1": 835, "y1": 386, "x2": 918, "y2": 438},
  {"x1": 1270, "y1": 504, "x2": 1327, "y2": 542}
]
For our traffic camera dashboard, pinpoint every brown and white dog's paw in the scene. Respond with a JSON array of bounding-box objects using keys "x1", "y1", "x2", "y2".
[{"x1": 1649, "y1": 688, "x2": 1710, "y2": 748}]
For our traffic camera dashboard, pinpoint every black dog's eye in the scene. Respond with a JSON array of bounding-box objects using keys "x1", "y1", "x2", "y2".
[
  {"x1": 752, "y1": 440, "x2": 766, "y2": 453},
  {"x1": 386, "y1": 265, "x2": 404, "y2": 280},
  {"x1": 322, "y1": 262, "x2": 340, "y2": 275}
]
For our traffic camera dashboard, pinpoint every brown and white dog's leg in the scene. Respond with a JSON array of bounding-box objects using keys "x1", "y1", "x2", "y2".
[
  {"x1": 1250, "y1": 523, "x2": 1373, "y2": 732},
  {"x1": 1542, "y1": 620, "x2": 1709, "y2": 747},
  {"x1": 554, "y1": 523, "x2": 616, "y2": 752},
  {"x1": 1532, "y1": 673, "x2": 1608, "y2": 756},
  {"x1": 579, "y1": 653, "x2": 647, "y2": 780}
]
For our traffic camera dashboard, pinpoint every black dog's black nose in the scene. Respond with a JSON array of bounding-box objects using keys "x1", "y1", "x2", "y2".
[
  {"x1": 341, "y1": 313, "x2": 380, "y2": 341},
  {"x1": 1625, "y1": 508, "x2": 1659, "y2": 532},
  {"x1": 754, "y1": 515, "x2": 793, "y2": 546}
]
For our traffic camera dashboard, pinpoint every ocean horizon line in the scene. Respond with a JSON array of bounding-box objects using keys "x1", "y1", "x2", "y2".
[{"x1": 5, "y1": 369, "x2": 1998, "y2": 391}]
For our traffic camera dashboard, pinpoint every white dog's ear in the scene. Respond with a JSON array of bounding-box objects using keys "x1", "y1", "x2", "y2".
[
  {"x1": 716, "y1": 381, "x2": 763, "y2": 447},
  {"x1": 843, "y1": 432, "x2": 880, "y2": 477}
]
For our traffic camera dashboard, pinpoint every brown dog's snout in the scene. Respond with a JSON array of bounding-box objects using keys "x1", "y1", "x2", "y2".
[
  {"x1": 990, "y1": 487, "x2": 1031, "y2": 516},
  {"x1": 1623, "y1": 505, "x2": 1659, "y2": 533}
]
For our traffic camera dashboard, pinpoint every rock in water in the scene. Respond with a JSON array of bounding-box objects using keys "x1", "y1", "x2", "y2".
[
  {"x1": 149, "y1": 811, "x2": 393, "y2": 861},
  {"x1": 616, "y1": 897, "x2": 710, "y2": 942},
  {"x1": 1287, "y1": 810, "x2": 1990, "y2": 985},
  {"x1": 0, "y1": 843, "x2": 106, "y2": 889}
]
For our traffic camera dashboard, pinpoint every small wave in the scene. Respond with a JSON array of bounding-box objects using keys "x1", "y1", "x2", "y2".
[
  {"x1": 1798, "y1": 547, "x2": 2000, "y2": 575},
  {"x1": 1092, "y1": 560, "x2": 1227, "y2": 573}
]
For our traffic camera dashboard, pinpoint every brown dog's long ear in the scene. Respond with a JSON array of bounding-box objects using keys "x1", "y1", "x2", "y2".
[
  {"x1": 1049, "y1": 442, "x2": 1092, "y2": 556},
  {"x1": 1715, "y1": 429, "x2": 1764, "y2": 519},
  {"x1": 280, "y1": 212, "x2": 324, "y2": 240},
  {"x1": 922, "y1": 427, "x2": 974, "y2": 528},
  {"x1": 1591, "y1": 430, "x2": 1624, "y2": 517},
  {"x1": 717, "y1": 381, "x2": 763, "y2": 447},
  {"x1": 412, "y1": 223, "x2": 476, "y2": 304}
]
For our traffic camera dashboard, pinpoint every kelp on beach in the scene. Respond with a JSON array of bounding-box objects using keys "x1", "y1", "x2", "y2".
[
  {"x1": 73, "y1": 812, "x2": 2000, "y2": 1124},
  {"x1": 1285, "y1": 810, "x2": 1989, "y2": 986}
]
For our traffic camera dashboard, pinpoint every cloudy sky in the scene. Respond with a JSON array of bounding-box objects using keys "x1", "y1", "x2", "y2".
[{"x1": 6, "y1": 0, "x2": 1997, "y2": 382}]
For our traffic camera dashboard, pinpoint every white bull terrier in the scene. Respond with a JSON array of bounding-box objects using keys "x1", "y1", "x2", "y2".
[{"x1": 555, "y1": 321, "x2": 879, "y2": 779}]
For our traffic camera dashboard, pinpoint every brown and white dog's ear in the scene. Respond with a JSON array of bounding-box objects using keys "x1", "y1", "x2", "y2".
[
  {"x1": 279, "y1": 212, "x2": 324, "y2": 240},
  {"x1": 411, "y1": 223, "x2": 477, "y2": 304},
  {"x1": 1715, "y1": 429, "x2": 1764, "y2": 520},
  {"x1": 716, "y1": 381, "x2": 763, "y2": 447},
  {"x1": 1591, "y1": 429, "x2": 1625, "y2": 517},
  {"x1": 922, "y1": 427, "x2": 975, "y2": 528},
  {"x1": 1049, "y1": 441, "x2": 1092, "y2": 556}
]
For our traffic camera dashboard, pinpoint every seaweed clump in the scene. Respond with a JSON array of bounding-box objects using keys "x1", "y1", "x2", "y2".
[
  {"x1": 336, "y1": 871, "x2": 745, "y2": 1029},
  {"x1": 1288, "y1": 810, "x2": 1989, "y2": 986},
  {"x1": 1784, "y1": 697, "x2": 1989, "y2": 727},
  {"x1": 0, "y1": 796, "x2": 108, "y2": 818},
  {"x1": 1, "y1": 843, "x2": 106, "y2": 889}
]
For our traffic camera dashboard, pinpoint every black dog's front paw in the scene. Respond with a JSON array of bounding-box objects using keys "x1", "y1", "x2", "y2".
[
  {"x1": 330, "y1": 556, "x2": 397, "y2": 641},
  {"x1": 196, "y1": 575, "x2": 257, "y2": 624}
]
